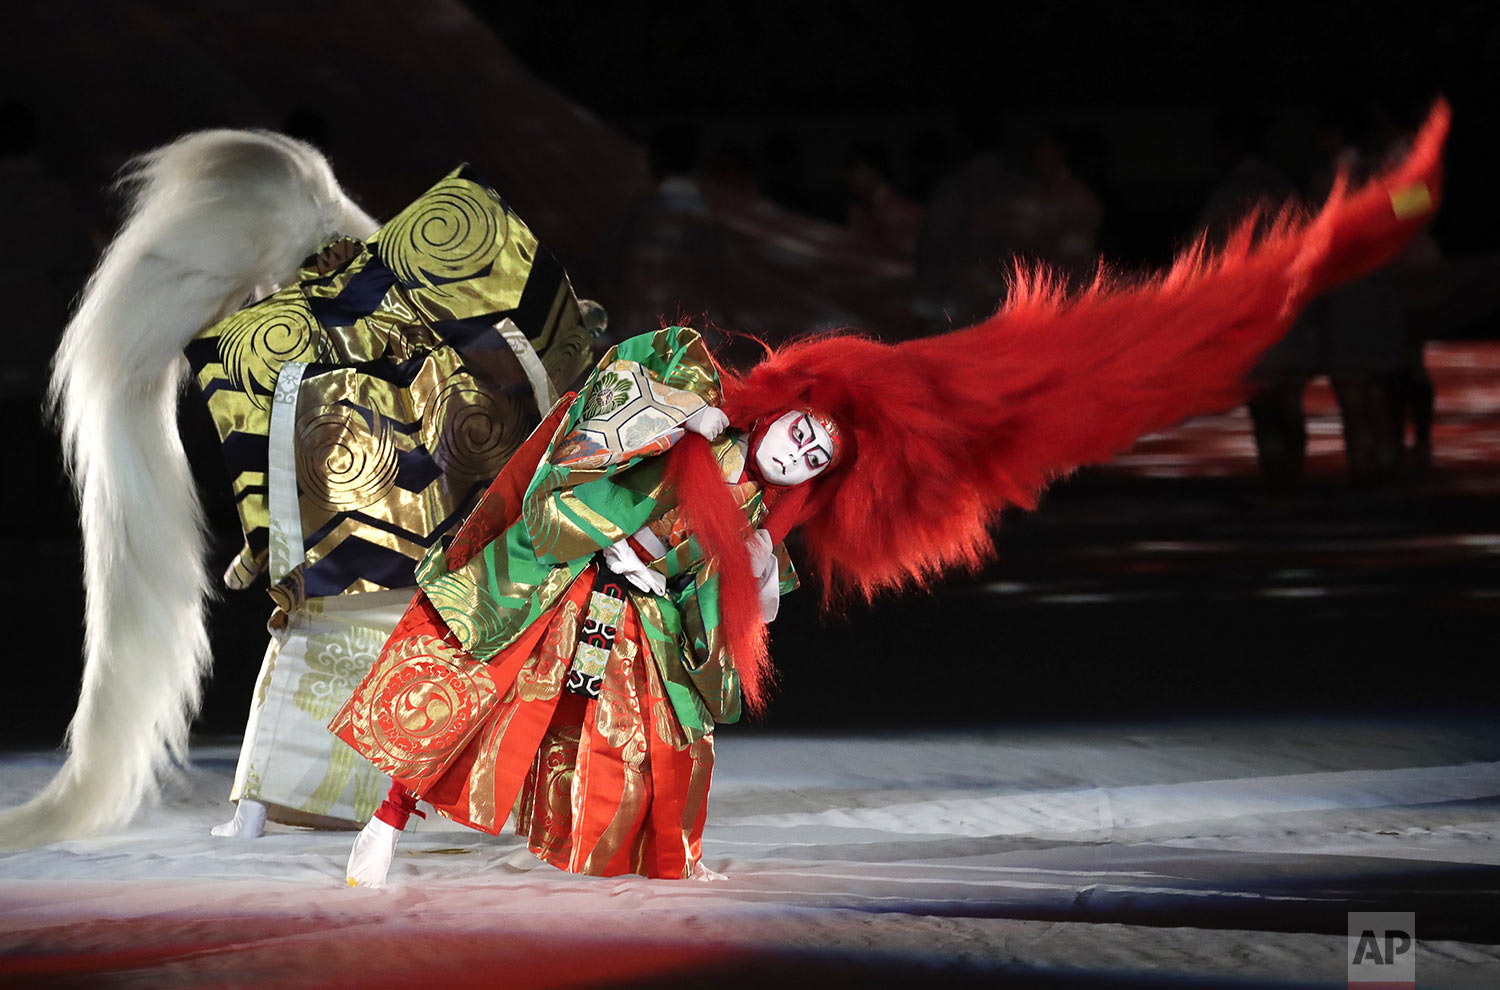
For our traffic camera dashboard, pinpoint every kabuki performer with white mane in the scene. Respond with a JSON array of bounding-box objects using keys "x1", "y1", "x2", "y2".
[
  {"x1": 0, "y1": 131, "x2": 600, "y2": 847},
  {"x1": 331, "y1": 103, "x2": 1451, "y2": 885},
  {"x1": 0, "y1": 102, "x2": 1449, "y2": 879}
]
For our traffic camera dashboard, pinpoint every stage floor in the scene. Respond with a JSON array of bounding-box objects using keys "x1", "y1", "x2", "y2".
[{"x1": 2, "y1": 717, "x2": 1497, "y2": 988}]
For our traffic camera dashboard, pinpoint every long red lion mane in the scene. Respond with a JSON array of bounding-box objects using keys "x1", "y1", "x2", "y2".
[
  {"x1": 720, "y1": 99, "x2": 1448, "y2": 608},
  {"x1": 663, "y1": 98, "x2": 1446, "y2": 711}
]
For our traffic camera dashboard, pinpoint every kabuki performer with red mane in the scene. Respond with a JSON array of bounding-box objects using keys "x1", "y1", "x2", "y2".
[{"x1": 334, "y1": 102, "x2": 1450, "y2": 886}]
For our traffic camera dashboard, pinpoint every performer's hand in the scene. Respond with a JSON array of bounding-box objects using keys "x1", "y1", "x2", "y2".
[
  {"x1": 746, "y1": 528, "x2": 776, "y2": 580},
  {"x1": 603, "y1": 540, "x2": 667, "y2": 596},
  {"x1": 685, "y1": 406, "x2": 729, "y2": 441},
  {"x1": 747, "y1": 528, "x2": 781, "y2": 622}
]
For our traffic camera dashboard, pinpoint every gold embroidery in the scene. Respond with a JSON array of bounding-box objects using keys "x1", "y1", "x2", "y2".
[
  {"x1": 379, "y1": 176, "x2": 509, "y2": 291},
  {"x1": 189, "y1": 170, "x2": 596, "y2": 596},
  {"x1": 639, "y1": 643, "x2": 689, "y2": 752},
  {"x1": 464, "y1": 596, "x2": 581, "y2": 830},
  {"x1": 216, "y1": 295, "x2": 319, "y2": 408},
  {"x1": 575, "y1": 619, "x2": 652, "y2": 875},
  {"x1": 679, "y1": 735, "x2": 715, "y2": 870},
  {"x1": 516, "y1": 598, "x2": 578, "y2": 702},
  {"x1": 464, "y1": 699, "x2": 517, "y2": 833},
  {"x1": 294, "y1": 404, "x2": 400, "y2": 513},
  {"x1": 577, "y1": 757, "x2": 649, "y2": 876},
  {"x1": 302, "y1": 745, "x2": 357, "y2": 818},
  {"x1": 420, "y1": 378, "x2": 528, "y2": 484},
  {"x1": 519, "y1": 718, "x2": 581, "y2": 867},
  {"x1": 426, "y1": 558, "x2": 578, "y2": 662},
  {"x1": 294, "y1": 625, "x2": 386, "y2": 721},
  {"x1": 336, "y1": 633, "x2": 499, "y2": 783},
  {"x1": 593, "y1": 638, "x2": 647, "y2": 765}
]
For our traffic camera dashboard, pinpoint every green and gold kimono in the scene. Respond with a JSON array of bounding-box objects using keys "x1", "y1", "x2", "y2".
[
  {"x1": 187, "y1": 168, "x2": 598, "y2": 827},
  {"x1": 331, "y1": 326, "x2": 796, "y2": 878}
]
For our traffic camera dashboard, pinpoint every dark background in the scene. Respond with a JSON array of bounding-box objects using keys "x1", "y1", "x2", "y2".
[
  {"x1": 486, "y1": 0, "x2": 1500, "y2": 255},
  {"x1": 2, "y1": 0, "x2": 1497, "y2": 746}
]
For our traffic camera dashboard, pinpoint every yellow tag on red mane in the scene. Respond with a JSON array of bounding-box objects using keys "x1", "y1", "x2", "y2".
[{"x1": 1390, "y1": 182, "x2": 1433, "y2": 220}]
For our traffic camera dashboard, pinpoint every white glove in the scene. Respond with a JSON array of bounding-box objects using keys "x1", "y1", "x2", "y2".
[
  {"x1": 684, "y1": 406, "x2": 729, "y2": 441},
  {"x1": 346, "y1": 816, "x2": 400, "y2": 888},
  {"x1": 747, "y1": 529, "x2": 782, "y2": 623},
  {"x1": 603, "y1": 539, "x2": 667, "y2": 596},
  {"x1": 746, "y1": 529, "x2": 775, "y2": 580}
]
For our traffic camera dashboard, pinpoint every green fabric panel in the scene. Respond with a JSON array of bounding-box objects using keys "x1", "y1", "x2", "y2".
[
  {"x1": 481, "y1": 539, "x2": 532, "y2": 609},
  {"x1": 613, "y1": 330, "x2": 659, "y2": 365},
  {"x1": 673, "y1": 569, "x2": 741, "y2": 724},
  {"x1": 632, "y1": 595, "x2": 711, "y2": 740},
  {"x1": 545, "y1": 493, "x2": 618, "y2": 556},
  {"x1": 654, "y1": 328, "x2": 689, "y2": 384},
  {"x1": 502, "y1": 522, "x2": 552, "y2": 587},
  {"x1": 693, "y1": 568, "x2": 721, "y2": 642},
  {"x1": 665, "y1": 682, "x2": 711, "y2": 737},
  {"x1": 570, "y1": 468, "x2": 665, "y2": 534},
  {"x1": 777, "y1": 550, "x2": 799, "y2": 596}
]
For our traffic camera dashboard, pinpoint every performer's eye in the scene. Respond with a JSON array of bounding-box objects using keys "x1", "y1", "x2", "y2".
[
  {"x1": 792, "y1": 422, "x2": 805, "y2": 442},
  {"x1": 806, "y1": 452, "x2": 825, "y2": 469}
]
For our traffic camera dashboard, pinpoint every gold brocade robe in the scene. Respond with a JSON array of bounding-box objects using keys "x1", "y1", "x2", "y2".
[
  {"x1": 186, "y1": 166, "x2": 596, "y2": 610},
  {"x1": 330, "y1": 327, "x2": 796, "y2": 877},
  {"x1": 406, "y1": 325, "x2": 796, "y2": 739}
]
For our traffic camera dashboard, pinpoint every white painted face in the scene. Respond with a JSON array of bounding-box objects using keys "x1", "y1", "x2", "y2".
[{"x1": 753, "y1": 411, "x2": 835, "y2": 486}]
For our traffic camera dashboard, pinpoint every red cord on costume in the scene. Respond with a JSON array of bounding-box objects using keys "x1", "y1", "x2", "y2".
[{"x1": 373, "y1": 781, "x2": 427, "y2": 830}]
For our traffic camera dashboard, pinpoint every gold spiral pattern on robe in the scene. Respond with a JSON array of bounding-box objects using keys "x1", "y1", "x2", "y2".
[
  {"x1": 380, "y1": 177, "x2": 506, "y2": 289},
  {"x1": 425, "y1": 569, "x2": 508, "y2": 654},
  {"x1": 521, "y1": 470, "x2": 567, "y2": 560},
  {"x1": 420, "y1": 379, "x2": 527, "y2": 483},
  {"x1": 540, "y1": 313, "x2": 593, "y2": 393},
  {"x1": 296, "y1": 406, "x2": 400, "y2": 512},
  {"x1": 216, "y1": 299, "x2": 319, "y2": 408}
]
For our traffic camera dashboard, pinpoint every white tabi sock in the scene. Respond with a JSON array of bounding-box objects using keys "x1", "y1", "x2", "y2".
[{"x1": 210, "y1": 798, "x2": 267, "y2": 838}]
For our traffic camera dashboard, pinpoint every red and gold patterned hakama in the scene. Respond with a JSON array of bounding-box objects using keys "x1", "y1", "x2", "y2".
[{"x1": 332, "y1": 565, "x2": 714, "y2": 880}]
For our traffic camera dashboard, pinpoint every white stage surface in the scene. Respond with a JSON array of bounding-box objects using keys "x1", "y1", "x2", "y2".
[{"x1": 2, "y1": 717, "x2": 1498, "y2": 988}]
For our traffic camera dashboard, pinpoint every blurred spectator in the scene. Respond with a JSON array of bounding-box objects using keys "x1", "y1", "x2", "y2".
[
  {"x1": 595, "y1": 122, "x2": 730, "y2": 342},
  {"x1": 1314, "y1": 107, "x2": 1437, "y2": 485},
  {"x1": 1198, "y1": 108, "x2": 1313, "y2": 492},
  {"x1": 0, "y1": 100, "x2": 92, "y2": 397},
  {"x1": 1009, "y1": 130, "x2": 1102, "y2": 284},
  {"x1": 915, "y1": 125, "x2": 1101, "y2": 328},
  {"x1": 1214, "y1": 105, "x2": 1445, "y2": 491},
  {"x1": 760, "y1": 131, "x2": 816, "y2": 215},
  {"x1": 844, "y1": 143, "x2": 922, "y2": 261},
  {"x1": 914, "y1": 132, "x2": 1027, "y2": 326},
  {"x1": 700, "y1": 141, "x2": 758, "y2": 197},
  {"x1": 1199, "y1": 109, "x2": 1297, "y2": 240},
  {"x1": 904, "y1": 127, "x2": 954, "y2": 203}
]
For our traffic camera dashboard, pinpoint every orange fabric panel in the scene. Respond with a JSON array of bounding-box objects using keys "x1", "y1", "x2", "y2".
[
  {"x1": 414, "y1": 573, "x2": 594, "y2": 830},
  {"x1": 337, "y1": 560, "x2": 716, "y2": 879}
]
